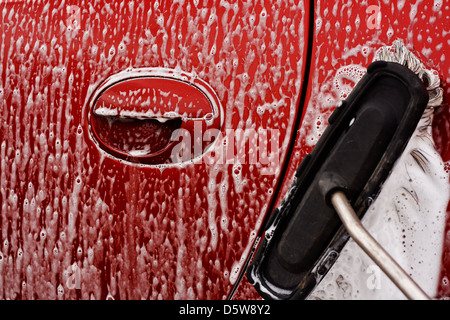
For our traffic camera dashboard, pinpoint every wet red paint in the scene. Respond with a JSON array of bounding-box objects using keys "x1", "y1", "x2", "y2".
[
  {"x1": 0, "y1": 0, "x2": 308, "y2": 299},
  {"x1": 262, "y1": 0, "x2": 450, "y2": 299},
  {"x1": 0, "y1": 0, "x2": 449, "y2": 300}
]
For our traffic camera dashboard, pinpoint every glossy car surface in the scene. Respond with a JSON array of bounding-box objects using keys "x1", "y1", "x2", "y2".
[{"x1": 0, "y1": 0, "x2": 448, "y2": 299}]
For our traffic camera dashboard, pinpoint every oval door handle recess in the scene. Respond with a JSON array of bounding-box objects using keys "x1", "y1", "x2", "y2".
[{"x1": 86, "y1": 68, "x2": 223, "y2": 165}]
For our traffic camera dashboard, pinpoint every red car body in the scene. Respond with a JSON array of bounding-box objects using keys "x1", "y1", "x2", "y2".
[{"x1": 0, "y1": 0, "x2": 448, "y2": 300}]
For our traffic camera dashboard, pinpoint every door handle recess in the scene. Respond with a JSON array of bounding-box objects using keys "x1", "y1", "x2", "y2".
[{"x1": 86, "y1": 68, "x2": 223, "y2": 165}]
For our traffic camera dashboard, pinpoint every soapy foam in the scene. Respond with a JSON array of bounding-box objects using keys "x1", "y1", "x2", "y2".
[
  {"x1": 310, "y1": 120, "x2": 449, "y2": 299},
  {"x1": 309, "y1": 41, "x2": 449, "y2": 300},
  {"x1": 0, "y1": 0, "x2": 307, "y2": 299}
]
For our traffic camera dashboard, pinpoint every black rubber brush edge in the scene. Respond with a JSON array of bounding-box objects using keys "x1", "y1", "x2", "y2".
[{"x1": 247, "y1": 61, "x2": 429, "y2": 300}]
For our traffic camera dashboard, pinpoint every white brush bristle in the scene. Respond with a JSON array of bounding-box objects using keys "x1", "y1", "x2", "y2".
[{"x1": 309, "y1": 40, "x2": 449, "y2": 300}]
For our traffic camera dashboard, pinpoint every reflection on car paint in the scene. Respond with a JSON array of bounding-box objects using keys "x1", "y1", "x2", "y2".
[{"x1": 0, "y1": 0, "x2": 308, "y2": 299}]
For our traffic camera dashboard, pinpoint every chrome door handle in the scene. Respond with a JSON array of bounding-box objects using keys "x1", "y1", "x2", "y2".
[{"x1": 87, "y1": 68, "x2": 222, "y2": 165}]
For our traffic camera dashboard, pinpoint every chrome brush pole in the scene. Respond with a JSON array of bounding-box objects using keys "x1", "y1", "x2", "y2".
[
  {"x1": 330, "y1": 191, "x2": 431, "y2": 300},
  {"x1": 327, "y1": 40, "x2": 440, "y2": 301}
]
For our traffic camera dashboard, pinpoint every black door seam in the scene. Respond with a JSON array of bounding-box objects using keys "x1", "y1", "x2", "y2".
[{"x1": 227, "y1": 0, "x2": 315, "y2": 299}]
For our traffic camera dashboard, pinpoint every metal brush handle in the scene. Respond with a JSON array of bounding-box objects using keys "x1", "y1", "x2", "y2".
[{"x1": 330, "y1": 191, "x2": 431, "y2": 300}]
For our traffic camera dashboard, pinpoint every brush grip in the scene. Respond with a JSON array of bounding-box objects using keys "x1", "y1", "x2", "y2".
[{"x1": 248, "y1": 61, "x2": 429, "y2": 299}]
